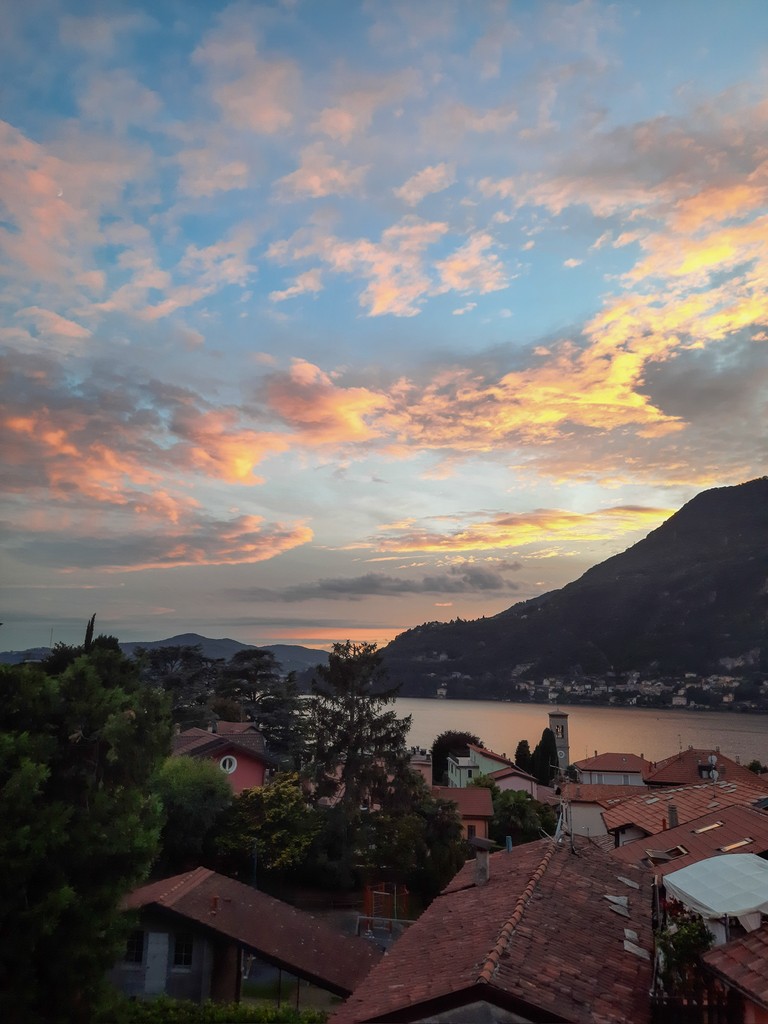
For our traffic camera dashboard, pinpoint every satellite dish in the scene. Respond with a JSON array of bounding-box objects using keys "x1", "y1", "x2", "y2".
[
  {"x1": 708, "y1": 754, "x2": 717, "y2": 766},
  {"x1": 710, "y1": 769, "x2": 719, "y2": 782}
]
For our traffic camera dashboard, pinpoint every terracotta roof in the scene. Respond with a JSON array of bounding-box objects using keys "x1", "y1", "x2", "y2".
[
  {"x1": 646, "y1": 748, "x2": 768, "y2": 789},
  {"x1": 125, "y1": 867, "x2": 380, "y2": 996},
  {"x1": 703, "y1": 924, "x2": 768, "y2": 1009},
  {"x1": 468, "y1": 743, "x2": 515, "y2": 768},
  {"x1": 601, "y1": 779, "x2": 768, "y2": 836},
  {"x1": 488, "y1": 764, "x2": 537, "y2": 783},
  {"x1": 215, "y1": 721, "x2": 260, "y2": 735},
  {"x1": 431, "y1": 785, "x2": 494, "y2": 819},
  {"x1": 330, "y1": 839, "x2": 652, "y2": 1024},
  {"x1": 171, "y1": 727, "x2": 275, "y2": 765},
  {"x1": 574, "y1": 752, "x2": 653, "y2": 776},
  {"x1": 611, "y1": 804, "x2": 768, "y2": 876},
  {"x1": 561, "y1": 782, "x2": 647, "y2": 806}
]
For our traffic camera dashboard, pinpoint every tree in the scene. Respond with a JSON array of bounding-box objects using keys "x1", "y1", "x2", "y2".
[
  {"x1": 430, "y1": 730, "x2": 482, "y2": 785},
  {"x1": 212, "y1": 773, "x2": 321, "y2": 881},
  {"x1": 0, "y1": 648, "x2": 171, "y2": 1024},
  {"x1": 307, "y1": 641, "x2": 411, "y2": 813},
  {"x1": 490, "y1": 790, "x2": 557, "y2": 847},
  {"x1": 216, "y1": 651, "x2": 307, "y2": 766},
  {"x1": 531, "y1": 728, "x2": 559, "y2": 786},
  {"x1": 152, "y1": 757, "x2": 232, "y2": 875},
  {"x1": 514, "y1": 739, "x2": 533, "y2": 774},
  {"x1": 135, "y1": 644, "x2": 221, "y2": 726}
]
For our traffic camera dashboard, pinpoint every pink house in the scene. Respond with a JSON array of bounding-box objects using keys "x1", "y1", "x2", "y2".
[{"x1": 172, "y1": 722, "x2": 275, "y2": 794}]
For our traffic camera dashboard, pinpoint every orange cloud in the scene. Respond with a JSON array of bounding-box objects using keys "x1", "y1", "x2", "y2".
[
  {"x1": 266, "y1": 360, "x2": 392, "y2": 443},
  {"x1": 362, "y1": 505, "x2": 672, "y2": 554}
]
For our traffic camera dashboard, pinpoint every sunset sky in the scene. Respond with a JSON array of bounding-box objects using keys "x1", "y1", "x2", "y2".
[{"x1": 3, "y1": 1, "x2": 768, "y2": 653}]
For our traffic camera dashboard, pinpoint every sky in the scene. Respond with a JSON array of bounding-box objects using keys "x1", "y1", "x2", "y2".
[{"x1": 2, "y1": 0, "x2": 768, "y2": 653}]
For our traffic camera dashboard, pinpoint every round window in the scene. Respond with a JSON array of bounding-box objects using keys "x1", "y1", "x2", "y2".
[{"x1": 219, "y1": 755, "x2": 237, "y2": 774}]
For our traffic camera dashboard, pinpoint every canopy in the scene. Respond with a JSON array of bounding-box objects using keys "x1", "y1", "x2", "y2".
[{"x1": 665, "y1": 854, "x2": 768, "y2": 921}]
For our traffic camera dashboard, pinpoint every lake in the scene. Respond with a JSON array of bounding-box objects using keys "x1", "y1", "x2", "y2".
[{"x1": 396, "y1": 698, "x2": 768, "y2": 767}]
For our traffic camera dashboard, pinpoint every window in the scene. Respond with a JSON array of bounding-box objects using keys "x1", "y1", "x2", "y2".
[
  {"x1": 124, "y1": 929, "x2": 144, "y2": 965},
  {"x1": 467, "y1": 824, "x2": 477, "y2": 840},
  {"x1": 720, "y1": 838, "x2": 753, "y2": 852},
  {"x1": 173, "y1": 932, "x2": 194, "y2": 968},
  {"x1": 466, "y1": 768, "x2": 473, "y2": 777},
  {"x1": 219, "y1": 754, "x2": 237, "y2": 774},
  {"x1": 555, "y1": 725, "x2": 564, "y2": 739},
  {"x1": 693, "y1": 821, "x2": 724, "y2": 834}
]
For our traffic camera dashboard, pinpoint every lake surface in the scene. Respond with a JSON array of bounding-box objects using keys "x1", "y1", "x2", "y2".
[{"x1": 396, "y1": 698, "x2": 768, "y2": 767}]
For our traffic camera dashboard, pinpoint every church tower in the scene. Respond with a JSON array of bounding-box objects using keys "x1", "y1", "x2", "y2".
[{"x1": 548, "y1": 710, "x2": 570, "y2": 768}]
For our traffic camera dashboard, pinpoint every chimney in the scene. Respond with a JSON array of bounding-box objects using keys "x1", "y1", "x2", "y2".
[
  {"x1": 470, "y1": 836, "x2": 495, "y2": 885},
  {"x1": 668, "y1": 804, "x2": 679, "y2": 829}
]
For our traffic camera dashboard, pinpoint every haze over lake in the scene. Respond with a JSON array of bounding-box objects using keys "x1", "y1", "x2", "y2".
[{"x1": 397, "y1": 699, "x2": 768, "y2": 767}]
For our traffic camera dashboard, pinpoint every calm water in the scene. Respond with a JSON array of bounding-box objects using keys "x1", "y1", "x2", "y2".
[{"x1": 396, "y1": 699, "x2": 768, "y2": 766}]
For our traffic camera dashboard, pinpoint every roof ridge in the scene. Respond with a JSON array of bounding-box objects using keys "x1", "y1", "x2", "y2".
[
  {"x1": 159, "y1": 866, "x2": 213, "y2": 906},
  {"x1": 475, "y1": 841, "x2": 557, "y2": 985}
]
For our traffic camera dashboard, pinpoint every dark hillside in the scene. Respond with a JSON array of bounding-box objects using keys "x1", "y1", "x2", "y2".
[{"x1": 382, "y1": 478, "x2": 768, "y2": 696}]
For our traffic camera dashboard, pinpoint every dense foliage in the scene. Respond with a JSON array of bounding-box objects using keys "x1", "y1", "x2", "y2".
[
  {"x1": 212, "y1": 772, "x2": 322, "y2": 878},
  {"x1": 0, "y1": 647, "x2": 171, "y2": 1024},
  {"x1": 96, "y1": 994, "x2": 327, "y2": 1023},
  {"x1": 152, "y1": 756, "x2": 233, "y2": 874},
  {"x1": 307, "y1": 641, "x2": 411, "y2": 813}
]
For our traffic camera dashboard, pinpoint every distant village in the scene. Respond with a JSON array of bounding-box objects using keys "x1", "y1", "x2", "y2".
[{"x1": 436, "y1": 667, "x2": 768, "y2": 712}]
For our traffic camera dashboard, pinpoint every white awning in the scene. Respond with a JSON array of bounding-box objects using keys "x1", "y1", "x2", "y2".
[{"x1": 664, "y1": 855, "x2": 768, "y2": 920}]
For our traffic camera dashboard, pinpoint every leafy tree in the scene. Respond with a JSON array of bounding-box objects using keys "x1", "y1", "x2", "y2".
[
  {"x1": 430, "y1": 730, "x2": 482, "y2": 785},
  {"x1": 216, "y1": 651, "x2": 307, "y2": 766},
  {"x1": 362, "y1": 784, "x2": 466, "y2": 902},
  {"x1": 747, "y1": 758, "x2": 767, "y2": 774},
  {"x1": 0, "y1": 648, "x2": 171, "y2": 1024},
  {"x1": 469, "y1": 773, "x2": 500, "y2": 800},
  {"x1": 212, "y1": 773, "x2": 321, "y2": 880},
  {"x1": 135, "y1": 644, "x2": 221, "y2": 726},
  {"x1": 531, "y1": 727, "x2": 559, "y2": 786},
  {"x1": 307, "y1": 641, "x2": 411, "y2": 814},
  {"x1": 490, "y1": 790, "x2": 557, "y2": 847},
  {"x1": 152, "y1": 757, "x2": 232, "y2": 874},
  {"x1": 514, "y1": 739, "x2": 533, "y2": 774}
]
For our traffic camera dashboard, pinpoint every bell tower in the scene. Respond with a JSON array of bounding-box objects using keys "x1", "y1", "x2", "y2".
[{"x1": 548, "y1": 710, "x2": 570, "y2": 769}]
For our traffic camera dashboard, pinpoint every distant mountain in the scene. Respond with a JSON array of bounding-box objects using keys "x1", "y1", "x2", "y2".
[
  {"x1": 0, "y1": 632, "x2": 329, "y2": 676},
  {"x1": 381, "y1": 478, "x2": 768, "y2": 696}
]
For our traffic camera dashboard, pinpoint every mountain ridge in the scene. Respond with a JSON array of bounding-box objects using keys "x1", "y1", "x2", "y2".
[{"x1": 381, "y1": 477, "x2": 768, "y2": 696}]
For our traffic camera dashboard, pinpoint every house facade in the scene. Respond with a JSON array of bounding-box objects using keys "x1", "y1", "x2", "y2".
[
  {"x1": 111, "y1": 867, "x2": 380, "y2": 1006},
  {"x1": 432, "y1": 785, "x2": 493, "y2": 840},
  {"x1": 172, "y1": 722, "x2": 275, "y2": 794}
]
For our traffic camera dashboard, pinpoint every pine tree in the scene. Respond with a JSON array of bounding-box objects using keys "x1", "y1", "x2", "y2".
[{"x1": 307, "y1": 641, "x2": 411, "y2": 813}]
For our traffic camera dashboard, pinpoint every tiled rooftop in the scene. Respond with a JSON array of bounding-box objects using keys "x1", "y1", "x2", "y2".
[
  {"x1": 611, "y1": 804, "x2": 768, "y2": 876},
  {"x1": 646, "y1": 748, "x2": 768, "y2": 789},
  {"x1": 468, "y1": 742, "x2": 515, "y2": 767},
  {"x1": 601, "y1": 779, "x2": 767, "y2": 836},
  {"x1": 125, "y1": 867, "x2": 380, "y2": 996},
  {"x1": 171, "y1": 726, "x2": 274, "y2": 764},
  {"x1": 330, "y1": 839, "x2": 652, "y2": 1024},
  {"x1": 703, "y1": 923, "x2": 768, "y2": 1010},
  {"x1": 574, "y1": 752, "x2": 652, "y2": 775},
  {"x1": 489, "y1": 764, "x2": 537, "y2": 783},
  {"x1": 431, "y1": 785, "x2": 494, "y2": 819},
  {"x1": 561, "y1": 781, "x2": 648, "y2": 806}
]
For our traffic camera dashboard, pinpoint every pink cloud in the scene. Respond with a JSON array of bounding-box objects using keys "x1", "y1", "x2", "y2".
[
  {"x1": 276, "y1": 143, "x2": 369, "y2": 198},
  {"x1": 394, "y1": 162, "x2": 456, "y2": 206}
]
